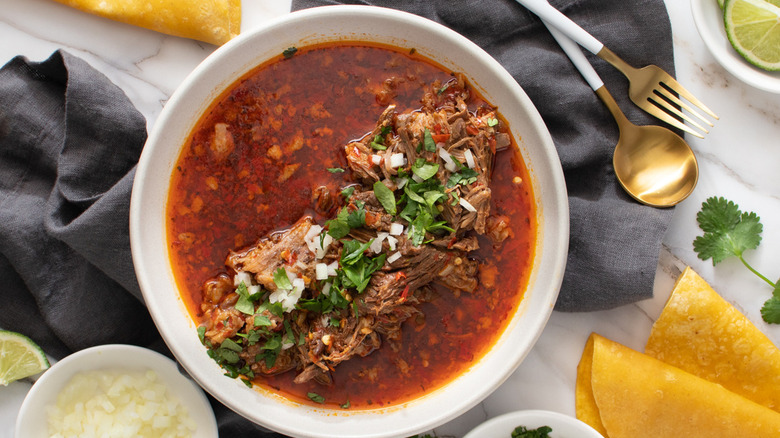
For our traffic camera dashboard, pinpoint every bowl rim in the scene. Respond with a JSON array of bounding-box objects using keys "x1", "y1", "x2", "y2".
[
  {"x1": 14, "y1": 344, "x2": 218, "y2": 438},
  {"x1": 690, "y1": 0, "x2": 780, "y2": 93},
  {"x1": 462, "y1": 409, "x2": 604, "y2": 438},
  {"x1": 130, "y1": 4, "x2": 569, "y2": 437}
]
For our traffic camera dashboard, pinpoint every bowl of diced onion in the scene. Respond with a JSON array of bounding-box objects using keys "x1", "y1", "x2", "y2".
[{"x1": 15, "y1": 344, "x2": 217, "y2": 438}]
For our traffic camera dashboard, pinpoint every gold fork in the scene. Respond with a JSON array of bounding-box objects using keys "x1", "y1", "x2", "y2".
[{"x1": 514, "y1": 0, "x2": 718, "y2": 138}]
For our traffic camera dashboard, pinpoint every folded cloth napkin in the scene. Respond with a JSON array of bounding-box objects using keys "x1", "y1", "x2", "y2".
[
  {"x1": 292, "y1": 0, "x2": 677, "y2": 311},
  {"x1": 0, "y1": 0, "x2": 675, "y2": 434},
  {"x1": 0, "y1": 50, "x2": 280, "y2": 436}
]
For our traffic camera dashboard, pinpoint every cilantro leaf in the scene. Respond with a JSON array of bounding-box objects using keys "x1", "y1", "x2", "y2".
[
  {"x1": 511, "y1": 425, "x2": 552, "y2": 438},
  {"x1": 423, "y1": 128, "x2": 436, "y2": 152},
  {"x1": 447, "y1": 167, "x2": 479, "y2": 188},
  {"x1": 235, "y1": 281, "x2": 262, "y2": 315},
  {"x1": 373, "y1": 181, "x2": 397, "y2": 215},
  {"x1": 307, "y1": 392, "x2": 325, "y2": 403},
  {"x1": 327, "y1": 167, "x2": 345, "y2": 173},
  {"x1": 273, "y1": 268, "x2": 293, "y2": 290},
  {"x1": 760, "y1": 295, "x2": 780, "y2": 324},
  {"x1": 282, "y1": 47, "x2": 298, "y2": 59},
  {"x1": 411, "y1": 158, "x2": 439, "y2": 181},
  {"x1": 693, "y1": 196, "x2": 778, "y2": 324},
  {"x1": 694, "y1": 197, "x2": 762, "y2": 264}
]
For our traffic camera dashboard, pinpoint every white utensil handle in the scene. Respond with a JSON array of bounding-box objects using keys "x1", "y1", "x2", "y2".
[
  {"x1": 514, "y1": 0, "x2": 604, "y2": 54},
  {"x1": 543, "y1": 21, "x2": 603, "y2": 91}
]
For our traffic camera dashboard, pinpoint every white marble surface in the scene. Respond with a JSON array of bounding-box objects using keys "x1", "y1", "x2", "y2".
[{"x1": 2, "y1": 0, "x2": 779, "y2": 437}]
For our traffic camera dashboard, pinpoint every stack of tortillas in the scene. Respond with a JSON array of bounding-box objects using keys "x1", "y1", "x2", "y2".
[
  {"x1": 576, "y1": 267, "x2": 780, "y2": 437},
  {"x1": 53, "y1": 0, "x2": 240, "y2": 45}
]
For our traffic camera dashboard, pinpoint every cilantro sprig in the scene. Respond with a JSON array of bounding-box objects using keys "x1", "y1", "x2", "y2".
[
  {"x1": 511, "y1": 425, "x2": 552, "y2": 438},
  {"x1": 693, "y1": 196, "x2": 780, "y2": 323}
]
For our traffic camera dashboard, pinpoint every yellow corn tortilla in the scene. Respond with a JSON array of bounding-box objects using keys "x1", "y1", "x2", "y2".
[
  {"x1": 53, "y1": 0, "x2": 240, "y2": 45},
  {"x1": 577, "y1": 333, "x2": 780, "y2": 437},
  {"x1": 645, "y1": 267, "x2": 780, "y2": 412}
]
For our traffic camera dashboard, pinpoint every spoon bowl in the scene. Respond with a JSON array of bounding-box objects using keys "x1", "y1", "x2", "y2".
[
  {"x1": 596, "y1": 87, "x2": 698, "y2": 207},
  {"x1": 612, "y1": 122, "x2": 699, "y2": 207}
]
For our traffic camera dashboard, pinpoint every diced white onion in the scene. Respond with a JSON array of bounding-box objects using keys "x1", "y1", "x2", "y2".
[
  {"x1": 369, "y1": 233, "x2": 387, "y2": 254},
  {"x1": 389, "y1": 223, "x2": 404, "y2": 236},
  {"x1": 247, "y1": 284, "x2": 261, "y2": 296},
  {"x1": 438, "y1": 148, "x2": 458, "y2": 172},
  {"x1": 396, "y1": 177, "x2": 408, "y2": 189},
  {"x1": 322, "y1": 282, "x2": 332, "y2": 297},
  {"x1": 464, "y1": 149, "x2": 476, "y2": 169},
  {"x1": 45, "y1": 370, "x2": 196, "y2": 437},
  {"x1": 304, "y1": 224, "x2": 323, "y2": 242},
  {"x1": 326, "y1": 261, "x2": 339, "y2": 277},
  {"x1": 387, "y1": 251, "x2": 402, "y2": 264},
  {"x1": 386, "y1": 235, "x2": 398, "y2": 250},
  {"x1": 411, "y1": 173, "x2": 424, "y2": 183},
  {"x1": 234, "y1": 271, "x2": 252, "y2": 287},
  {"x1": 389, "y1": 153, "x2": 406, "y2": 168},
  {"x1": 281, "y1": 340, "x2": 295, "y2": 350},
  {"x1": 371, "y1": 154, "x2": 382, "y2": 165},
  {"x1": 315, "y1": 263, "x2": 329, "y2": 280},
  {"x1": 459, "y1": 197, "x2": 477, "y2": 212}
]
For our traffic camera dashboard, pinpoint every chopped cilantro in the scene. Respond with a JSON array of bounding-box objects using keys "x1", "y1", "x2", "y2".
[
  {"x1": 307, "y1": 392, "x2": 325, "y2": 403},
  {"x1": 340, "y1": 400, "x2": 351, "y2": 409},
  {"x1": 487, "y1": 117, "x2": 499, "y2": 127},
  {"x1": 341, "y1": 186, "x2": 355, "y2": 199},
  {"x1": 254, "y1": 314, "x2": 272, "y2": 327},
  {"x1": 273, "y1": 268, "x2": 293, "y2": 290},
  {"x1": 423, "y1": 128, "x2": 436, "y2": 152},
  {"x1": 411, "y1": 158, "x2": 439, "y2": 181},
  {"x1": 693, "y1": 196, "x2": 780, "y2": 324},
  {"x1": 447, "y1": 167, "x2": 479, "y2": 188},
  {"x1": 197, "y1": 326, "x2": 207, "y2": 344},
  {"x1": 282, "y1": 47, "x2": 298, "y2": 59},
  {"x1": 326, "y1": 205, "x2": 365, "y2": 239},
  {"x1": 235, "y1": 281, "x2": 263, "y2": 315},
  {"x1": 511, "y1": 425, "x2": 552, "y2": 438},
  {"x1": 373, "y1": 181, "x2": 397, "y2": 215},
  {"x1": 327, "y1": 167, "x2": 345, "y2": 173}
]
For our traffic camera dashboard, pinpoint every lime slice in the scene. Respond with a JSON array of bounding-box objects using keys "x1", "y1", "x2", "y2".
[
  {"x1": 724, "y1": 0, "x2": 780, "y2": 71},
  {"x1": 0, "y1": 330, "x2": 50, "y2": 385}
]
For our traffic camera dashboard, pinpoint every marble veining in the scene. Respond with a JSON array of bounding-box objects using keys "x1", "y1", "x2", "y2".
[{"x1": 2, "y1": 0, "x2": 780, "y2": 437}]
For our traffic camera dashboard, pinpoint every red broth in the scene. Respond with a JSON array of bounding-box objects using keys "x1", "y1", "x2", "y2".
[{"x1": 167, "y1": 43, "x2": 536, "y2": 408}]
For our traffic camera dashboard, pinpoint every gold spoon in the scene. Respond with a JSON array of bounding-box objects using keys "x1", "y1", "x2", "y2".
[{"x1": 544, "y1": 23, "x2": 698, "y2": 207}]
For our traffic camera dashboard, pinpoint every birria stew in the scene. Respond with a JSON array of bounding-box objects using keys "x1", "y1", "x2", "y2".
[{"x1": 167, "y1": 43, "x2": 536, "y2": 409}]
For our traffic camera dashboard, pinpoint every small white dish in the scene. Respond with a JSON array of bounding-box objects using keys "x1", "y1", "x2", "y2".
[
  {"x1": 15, "y1": 344, "x2": 218, "y2": 438},
  {"x1": 691, "y1": 0, "x2": 780, "y2": 93},
  {"x1": 463, "y1": 410, "x2": 603, "y2": 438}
]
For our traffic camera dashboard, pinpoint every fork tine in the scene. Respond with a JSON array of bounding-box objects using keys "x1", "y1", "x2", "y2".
[
  {"x1": 637, "y1": 100, "x2": 706, "y2": 138},
  {"x1": 658, "y1": 77, "x2": 719, "y2": 120},
  {"x1": 654, "y1": 85, "x2": 715, "y2": 127},
  {"x1": 649, "y1": 93, "x2": 711, "y2": 133}
]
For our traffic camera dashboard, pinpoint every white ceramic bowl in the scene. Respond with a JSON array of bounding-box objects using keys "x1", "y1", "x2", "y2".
[
  {"x1": 691, "y1": 0, "x2": 780, "y2": 93},
  {"x1": 15, "y1": 344, "x2": 217, "y2": 438},
  {"x1": 130, "y1": 5, "x2": 569, "y2": 437},
  {"x1": 463, "y1": 410, "x2": 603, "y2": 438}
]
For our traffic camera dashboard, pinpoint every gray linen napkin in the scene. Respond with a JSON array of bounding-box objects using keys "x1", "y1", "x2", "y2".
[
  {"x1": 292, "y1": 0, "x2": 676, "y2": 311},
  {"x1": 0, "y1": 50, "x2": 280, "y2": 437}
]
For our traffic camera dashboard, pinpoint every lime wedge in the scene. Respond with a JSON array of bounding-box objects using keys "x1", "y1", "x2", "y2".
[
  {"x1": 0, "y1": 330, "x2": 50, "y2": 385},
  {"x1": 724, "y1": 0, "x2": 780, "y2": 71}
]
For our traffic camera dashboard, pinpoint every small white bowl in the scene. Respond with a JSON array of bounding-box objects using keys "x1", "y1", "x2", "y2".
[
  {"x1": 463, "y1": 410, "x2": 603, "y2": 438},
  {"x1": 15, "y1": 344, "x2": 217, "y2": 438},
  {"x1": 691, "y1": 0, "x2": 780, "y2": 93}
]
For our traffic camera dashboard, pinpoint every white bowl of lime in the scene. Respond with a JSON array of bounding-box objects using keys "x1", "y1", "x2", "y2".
[{"x1": 691, "y1": 0, "x2": 780, "y2": 93}]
